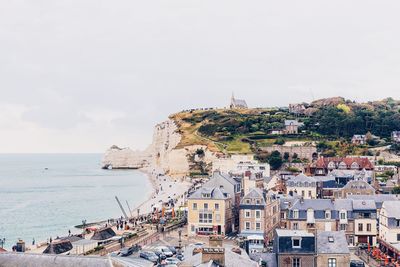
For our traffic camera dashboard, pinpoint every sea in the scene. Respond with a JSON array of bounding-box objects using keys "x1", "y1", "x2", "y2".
[{"x1": 0, "y1": 153, "x2": 151, "y2": 250}]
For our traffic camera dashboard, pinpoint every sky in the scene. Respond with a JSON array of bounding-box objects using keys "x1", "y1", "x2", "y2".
[{"x1": 1, "y1": 0, "x2": 400, "y2": 153}]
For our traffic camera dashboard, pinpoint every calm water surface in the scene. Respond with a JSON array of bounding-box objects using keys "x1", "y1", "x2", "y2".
[{"x1": 0, "y1": 154, "x2": 151, "y2": 249}]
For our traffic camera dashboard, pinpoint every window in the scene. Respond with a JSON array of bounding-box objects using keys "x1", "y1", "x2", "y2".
[
  {"x1": 215, "y1": 203, "x2": 219, "y2": 210},
  {"x1": 255, "y1": 210, "x2": 261, "y2": 219},
  {"x1": 293, "y1": 210, "x2": 299, "y2": 219},
  {"x1": 340, "y1": 212, "x2": 346, "y2": 220},
  {"x1": 245, "y1": 210, "x2": 251, "y2": 218},
  {"x1": 358, "y1": 223, "x2": 363, "y2": 232},
  {"x1": 292, "y1": 238, "x2": 301, "y2": 248},
  {"x1": 367, "y1": 223, "x2": 371, "y2": 232},
  {"x1": 293, "y1": 223, "x2": 298, "y2": 230},
  {"x1": 246, "y1": 199, "x2": 251, "y2": 204},
  {"x1": 340, "y1": 224, "x2": 347, "y2": 231},
  {"x1": 397, "y1": 234, "x2": 400, "y2": 241},
  {"x1": 328, "y1": 258, "x2": 337, "y2": 267},
  {"x1": 199, "y1": 212, "x2": 212, "y2": 223},
  {"x1": 325, "y1": 210, "x2": 331, "y2": 219},
  {"x1": 204, "y1": 203, "x2": 208, "y2": 210},
  {"x1": 245, "y1": 222, "x2": 251, "y2": 230},
  {"x1": 292, "y1": 258, "x2": 300, "y2": 267},
  {"x1": 308, "y1": 190, "x2": 312, "y2": 198},
  {"x1": 256, "y1": 199, "x2": 261, "y2": 204},
  {"x1": 273, "y1": 206, "x2": 277, "y2": 214},
  {"x1": 256, "y1": 222, "x2": 261, "y2": 230},
  {"x1": 397, "y1": 220, "x2": 400, "y2": 227},
  {"x1": 191, "y1": 225, "x2": 195, "y2": 232},
  {"x1": 193, "y1": 203, "x2": 197, "y2": 210},
  {"x1": 301, "y1": 190, "x2": 305, "y2": 197}
]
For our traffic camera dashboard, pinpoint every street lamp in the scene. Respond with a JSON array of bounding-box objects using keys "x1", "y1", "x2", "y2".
[
  {"x1": 82, "y1": 219, "x2": 87, "y2": 236},
  {"x1": 0, "y1": 238, "x2": 5, "y2": 248},
  {"x1": 178, "y1": 227, "x2": 183, "y2": 254}
]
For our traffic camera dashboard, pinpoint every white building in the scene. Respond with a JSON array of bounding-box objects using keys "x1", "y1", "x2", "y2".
[{"x1": 212, "y1": 154, "x2": 270, "y2": 177}]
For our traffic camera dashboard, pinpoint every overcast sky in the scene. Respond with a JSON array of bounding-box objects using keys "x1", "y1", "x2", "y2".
[{"x1": 1, "y1": 0, "x2": 400, "y2": 153}]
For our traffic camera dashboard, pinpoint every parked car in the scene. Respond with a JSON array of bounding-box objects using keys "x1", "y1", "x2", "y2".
[
  {"x1": 358, "y1": 243, "x2": 368, "y2": 250},
  {"x1": 155, "y1": 246, "x2": 173, "y2": 257},
  {"x1": 350, "y1": 260, "x2": 365, "y2": 267},
  {"x1": 119, "y1": 247, "x2": 134, "y2": 257},
  {"x1": 153, "y1": 250, "x2": 167, "y2": 261},
  {"x1": 176, "y1": 253, "x2": 185, "y2": 261},
  {"x1": 165, "y1": 258, "x2": 180, "y2": 265},
  {"x1": 167, "y1": 246, "x2": 177, "y2": 255},
  {"x1": 139, "y1": 251, "x2": 159, "y2": 264}
]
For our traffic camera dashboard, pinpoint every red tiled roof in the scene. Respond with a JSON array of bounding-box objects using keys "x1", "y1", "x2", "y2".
[{"x1": 312, "y1": 157, "x2": 374, "y2": 169}]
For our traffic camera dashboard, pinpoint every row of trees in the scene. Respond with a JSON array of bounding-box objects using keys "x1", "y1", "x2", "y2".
[{"x1": 305, "y1": 106, "x2": 400, "y2": 138}]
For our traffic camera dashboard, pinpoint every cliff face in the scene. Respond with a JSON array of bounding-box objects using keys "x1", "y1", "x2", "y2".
[{"x1": 102, "y1": 120, "x2": 219, "y2": 177}]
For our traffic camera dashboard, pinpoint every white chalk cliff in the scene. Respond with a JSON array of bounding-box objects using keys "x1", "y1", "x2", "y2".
[{"x1": 102, "y1": 120, "x2": 218, "y2": 177}]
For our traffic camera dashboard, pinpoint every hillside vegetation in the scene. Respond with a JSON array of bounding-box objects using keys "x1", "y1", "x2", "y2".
[{"x1": 169, "y1": 97, "x2": 400, "y2": 155}]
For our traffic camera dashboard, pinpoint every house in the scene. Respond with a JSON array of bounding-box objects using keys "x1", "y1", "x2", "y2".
[
  {"x1": 328, "y1": 169, "x2": 374, "y2": 184},
  {"x1": 289, "y1": 103, "x2": 306, "y2": 115},
  {"x1": 335, "y1": 180, "x2": 375, "y2": 199},
  {"x1": 261, "y1": 144, "x2": 318, "y2": 162},
  {"x1": 230, "y1": 93, "x2": 248, "y2": 109},
  {"x1": 203, "y1": 171, "x2": 242, "y2": 229},
  {"x1": 392, "y1": 131, "x2": 400, "y2": 143},
  {"x1": 239, "y1": 189, "x2": 280, "y2": 248},
  {"x1": 284, "y1": 120, "x2": 303, "y2": 134},
  {"x1": 307, "y1": 157, "x2": 374, "y2": 176},
  {"x1": 212, "y1": 155, "x2": 270, "y2": 177},
  {"x1": 285, "y1": 174, "x2": 317, "y2": 199},
  {"x1": 352, "y1": 199, "x2": 377, "y2": 246},
  {"x1": 286, "y1": 198, "x2": 355, "y2": 245},
  {"x1": 378, "y1": 201, "x2": 400, "y2": 260},
  {"x1": 273, "y1": 229, "x2": 315, "y2": 267},
  {"x1": 316, "y1": 231, "x2": 350, "y2": 267},
  {"x1": 187, "y1": 186, "x2": 233, "y2": 236},
  {"x1": 239, "y1": 188, "x2": 266, "y2": 251},
  {"x1": 181, "y1": 236, "x2": 258, "y2": 267},
  {"x1": 351, "y1": 135, "x2": 367, "y2": 145}
]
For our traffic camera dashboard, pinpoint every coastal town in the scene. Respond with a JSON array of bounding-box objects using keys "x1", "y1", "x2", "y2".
[{"x1": 2, "y1": 96, "x2": 400, "y2": 267}]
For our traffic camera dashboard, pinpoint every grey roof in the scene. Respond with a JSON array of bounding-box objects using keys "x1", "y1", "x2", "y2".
[
  {"x1": 182, "y1": 244, "x2": 257, "y2": 267},
  {"x1": 275, "y1": 229, "x2": 313, "y2": 237},
  {"x1": 208, "y1": 172, "x2": 238, "y2": 186},
  {"x1": 284, "y1": 120, "x2": 301, "y2": 126},
  {"x1": 188, "y1": 186, "x2": 229, "y2": 200},
  {"x1": 348, "y1": 194, "x2": 400, "y2": 202},
  {"x1": 291, "y1": 199, "x2": 335, "y2": 211},
  {"x1": 352, "y1": 199, "x2": 376, "y2": 210},
  {"x1": 232, "y1": 98, "x2": 248, "y2": 108},
  {"x1": 240, "y1": 188, "x2": 266, "y2": 205},
  {"x1": 279, "y1": 196, "x2": 300, "y2": 210},
  {"x1": 286, "y1": 174, "x2": 316, "y2": 184},
  {"x1": 334, "y1": 199, "x2": 353, "y2": 211},
  {"x1": 382, "y1": 201, "x2": 400, "y2": 219},
  {"x1": 0, "y1": 253, "x2": 116, "y2": 267},
  {"x1": 317, "y1": 231, "x2": 350, "y2": 254},
  {"x1": 342, "y1": 180, "x2": 374, "y2": 190}
]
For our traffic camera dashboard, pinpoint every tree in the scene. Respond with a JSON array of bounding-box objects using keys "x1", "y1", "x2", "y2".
[
  {"x1": 269, "y1": 151, "x2": 283, "y2": 170},
  {"x1": 392, "y1": 186, "x2": 400, "y2": 194},
  {"x1": 283, "y1": 152, "x2": 290, "y2": 161}
]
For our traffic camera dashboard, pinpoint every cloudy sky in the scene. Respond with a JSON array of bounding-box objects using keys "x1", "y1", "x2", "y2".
[{"x1": 1, "y1": 0, "x2": 400, "y2": 153}]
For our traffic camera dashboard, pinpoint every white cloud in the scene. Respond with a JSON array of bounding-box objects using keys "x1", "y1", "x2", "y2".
[{"x1": 1, "y1": 0, "x2": 400, "y2": 152}]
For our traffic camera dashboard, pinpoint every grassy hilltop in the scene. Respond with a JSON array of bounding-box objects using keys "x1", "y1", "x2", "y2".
[{"x1": 169, "y1": 97, "x2": 400, "y2": 157}]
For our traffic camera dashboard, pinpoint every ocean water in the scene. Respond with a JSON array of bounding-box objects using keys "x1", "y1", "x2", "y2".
[{"x1": 0, "y1": 154, "x2": 151, "y2": 250}]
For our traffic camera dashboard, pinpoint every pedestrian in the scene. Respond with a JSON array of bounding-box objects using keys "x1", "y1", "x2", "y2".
[
  {"x1": 49, "y1": 237, "x2": 52, "y2": 243},
  {"x1": 32, "y1": 238, "x2": 35, "y2": 246},
  {"x1": 68, "y1": 229, "x2": 71, "y2": 236}
]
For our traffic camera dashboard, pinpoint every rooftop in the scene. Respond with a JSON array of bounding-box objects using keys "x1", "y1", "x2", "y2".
[
  {"x1": 188, "y1": 186, "x2": 230, "y2": 200},
  {"x1": 317, "y1": 231, "x2": 350, "y2": 254},
  {"x1": 275, "y1": 229, "x2": 314, "y2": 237}
]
